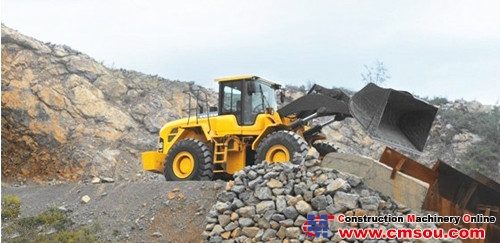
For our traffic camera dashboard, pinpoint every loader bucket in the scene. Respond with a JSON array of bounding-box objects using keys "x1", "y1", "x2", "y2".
[{"x1": 350, "y1": 83, "x2": 437, "y2": 152}]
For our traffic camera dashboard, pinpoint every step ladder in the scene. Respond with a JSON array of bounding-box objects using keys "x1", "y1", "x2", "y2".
[{"x1": 213, "y1": 140, "x2": 228, "y2": 173}]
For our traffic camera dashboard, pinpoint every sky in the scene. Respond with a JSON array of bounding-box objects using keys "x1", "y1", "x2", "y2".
[{"x1": 2, "y1": 0, "x2": 500, "y2": 105}]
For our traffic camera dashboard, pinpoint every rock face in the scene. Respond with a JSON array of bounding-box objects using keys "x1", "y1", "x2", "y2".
[
  {"x1": 1, "y1": 25, "x2": 216, "y2": 184},
  {"x1": 202, "y1": 152, "x2": 437, "y2": 242}
]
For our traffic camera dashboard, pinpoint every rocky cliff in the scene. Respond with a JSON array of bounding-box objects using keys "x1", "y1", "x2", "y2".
[{"x1": 1, "y1": 24, "x2": 216, "y2": 184}]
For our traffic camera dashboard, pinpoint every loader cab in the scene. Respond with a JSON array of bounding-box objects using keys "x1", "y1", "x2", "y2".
[{"x1": 217, "y1": 75, "x2": 280, "y2": 125}]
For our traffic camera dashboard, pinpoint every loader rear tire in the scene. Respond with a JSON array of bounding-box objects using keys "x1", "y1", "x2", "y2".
[
  {"x1": 164, "y1": 138, "x2": 213, "y2": 181},
  {"x1": 255, "y1": 130, "x2": 309, "y2": 164},
  {"x1": 312, "y1": 141, "x2": 338, "y2": 159}
]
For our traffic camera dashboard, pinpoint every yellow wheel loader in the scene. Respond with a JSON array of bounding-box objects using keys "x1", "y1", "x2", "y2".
[{"x1": 141, "y1": 75, "x2": 437, "y2": 181}]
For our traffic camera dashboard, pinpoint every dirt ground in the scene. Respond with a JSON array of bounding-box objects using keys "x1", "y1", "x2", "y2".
[{"x1": 1, "y1": 180, "x2": 226, "y2": 242}]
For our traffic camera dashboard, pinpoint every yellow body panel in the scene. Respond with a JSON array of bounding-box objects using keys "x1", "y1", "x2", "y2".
[
  {"x1": 141, "y1": 151, "x2": 166, "y2": 173},
  {"x1": 224, "y1": 137, "x2": 247, "y2": 174}
]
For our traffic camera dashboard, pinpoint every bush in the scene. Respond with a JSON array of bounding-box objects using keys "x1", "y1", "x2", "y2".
[
  {"x1": 440, "y1": 107, "x2": 500, "y2": 181},
  {"x1": 458, "y1": 141, "x2": 500, "y2": 180},
  {"x1": 1, "y1": 204, "x2": 98, "y2": 243},
  {"x1": 2, "y1": 195, "x2": 21, "y2": 219},
  {"x1": 428, "y1": 97, "x2": 449, "y2": 106}
]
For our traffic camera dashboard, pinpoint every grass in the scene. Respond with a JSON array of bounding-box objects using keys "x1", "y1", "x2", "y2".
[
  {"x1": 1, "y1": 195, "x2": 21, "y2": 220},
  {"x1": 1, "y1": 196, "x2": 100, "y2": 243}
]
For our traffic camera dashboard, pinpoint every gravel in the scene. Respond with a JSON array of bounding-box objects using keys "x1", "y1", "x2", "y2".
[
  {"x1": 2, "y1": 180, "x2": 224, "y2": 242},
  {"x1": 202, "y1": 151, "x2": 442, "y2": 243}
]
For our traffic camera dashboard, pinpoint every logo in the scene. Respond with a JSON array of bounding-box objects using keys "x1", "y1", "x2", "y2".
[{"x1": 302, "y1": 214, "x2": 335, "y2": 238}]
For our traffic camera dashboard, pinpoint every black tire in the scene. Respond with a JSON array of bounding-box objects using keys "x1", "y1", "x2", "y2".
[
  {"x1": 312, "y1": 141, "x2": 338, "y2": 158},
  {"x1": 255, "y1": 130, "x2": 309, "y2": 164},
  {"x1": 164, "y1": 138, "x2": 213, "y2": 181}
]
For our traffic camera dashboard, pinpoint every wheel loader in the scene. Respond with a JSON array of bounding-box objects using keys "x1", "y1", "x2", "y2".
[{"x1": 141, "y1": 75, "x2": 437, "y2": 181}]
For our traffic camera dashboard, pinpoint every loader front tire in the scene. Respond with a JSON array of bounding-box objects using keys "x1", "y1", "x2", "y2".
[
  {"x1": 164, "y1": 139, "x2": 213, "y2": 181},
  {"x1": 255, "y1": 130, "x2": 309, "y2": 164},
  {"x1": 312, "y1": 141, "x2": 338, "y2": 159}
]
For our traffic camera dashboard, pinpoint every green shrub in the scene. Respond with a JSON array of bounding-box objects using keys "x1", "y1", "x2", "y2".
[
  {"x1": 2, "y1": 206, "x2": 98, "y2": 243},
  {"x1": 440, "y1": 107, "x2": 500, "y2": 181},
  {"x1": 2, "y1": 195, "x2": 21, "y2": 219},
  {"x1": 428, "y1": 96, "x2": 449, "y2": 106},
  {"x1": 17, "y1": 207, "x2": 70, "y2": 231}
]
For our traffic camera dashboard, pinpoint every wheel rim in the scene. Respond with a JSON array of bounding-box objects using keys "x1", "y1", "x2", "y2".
[
  {"x1": 266, "y1": 144, "x2": 290, "y2": 162},
  {"x1": 172, "y1": 152, "x2": 195, "y2": 178}
]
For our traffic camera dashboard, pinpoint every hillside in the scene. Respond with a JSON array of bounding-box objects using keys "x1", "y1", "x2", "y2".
[
  {"x1": 1, "y1": 24, "x2": 216, "y2": 185},
  {"x1": 2, "y1": 24, "x2": 499, "y2": 185}
]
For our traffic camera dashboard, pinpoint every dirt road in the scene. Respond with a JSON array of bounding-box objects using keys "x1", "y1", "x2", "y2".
[{"x1": 2, "y1": 180, "x2": 225, "y2": 242}]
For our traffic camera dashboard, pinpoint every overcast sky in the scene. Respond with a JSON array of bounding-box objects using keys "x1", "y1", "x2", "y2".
[{"x1": 2, "y1": 0, "x2": 500, "y2": 105}]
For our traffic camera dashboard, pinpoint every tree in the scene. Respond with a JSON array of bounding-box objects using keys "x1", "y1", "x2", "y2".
[{"x1": 361, "y1": 60, "x2": 390, "y2": 86}]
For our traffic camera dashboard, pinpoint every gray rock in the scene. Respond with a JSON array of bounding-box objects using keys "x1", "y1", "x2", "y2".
[
  {"x1": 231, "y1": 198, "x2": 245, "y2": 210},
  {"x1": 285, "y1": 227, "x2": 302, "y2": 239},
  {"x1": 230, "y1": 185, "x2": 246, "y2": 194},
  {"x1": 218, "y1": 191, "x2": 237, "y2": 202},
  {"x1": 248, "y1": 176, "x2": 264, "y2": 189},
  {"x1": 255, "y1": 229, "x2": 265, "y2": 240},
  {"x1": 214, "y1": 202, "x2": 230, "y2": 213},
  {"x1": 255, "y1": 186, "x2": 273, "y2": 200},
  {"x1": 360, "y1": 196, "x2": 380, "y2": 211},
  {"x1": 239, "y1": 217, "x2": 254, "y2": 227},
  {"x1": 263, "y1": 210, "x2": 276, "y2": 221},
  {"x1": 326, "y1": 178, "x2": 351, "y2": 195},
  {"x1": 326, "y1": 204, "x2": 344, "y2": 214},
  {"x1": 311, "y1": 195, "x2": 328, "y2": 210},
  {"x1": 224, "y1": 222, "x2": 238, "y2": 231},
  {"x1": 267, "y1": 178, "x2": 283, "y2": 188},
  {"x1": 256, "y1": 200, "x2": 275, "y2": 214},
  {"x1": 239, "y1": 191, "x2": 259, "y2": 205},
  {"x1": 294, "y1": 215, "x2": 307, "y2": 226},
  {"x1": 279, "y1": 219, "x2": 294, "y2": 227},
  {"x1": 346, "y1": 174, "x2": 362, "y2": 187},
  {"x1": 276, "y1": 195, "x2": 287, "y2": 212},
  {"x1": 248, "y1": 170, "x2": 258, "y2": 180},
  {"x1": 262, "y1": 229, "x2": 277, "y2": 241},
  {"x1": 238, "y1": 206, "x2": 256, "y2": 218},
  {"x1": 283, "y1": 206, "x2": 299, "y2": 220},
  {"x1": 210, "y1": 225, "x2": 224, "y2": 236},
  {"x1": 272, "y1": 188, "x2": 285, "y2": 195},
  {"x1": 263, "y1": 171, "x2": 280, "y2": 179},
  {"x1": 218, "y1": 215, "x2": 231, "y2": 227},
  {"x1": 241, "y1": 227, "x2": 260, "y2": 238},
  {"x1": 295, "y1": 200, "x2": 313, "y2": 215},
  {"x1": 271, "y1": 214, "x2": 286, "y2": 221},
  {"x1": 207, "y1": 209, "x2": 219, "y2": 218},
  {"x1": 209, "y1": 236, "x2": 223, "y2": 242},
  {"x1": 334, "y1": 191, "x2": 359, "y2": 209},
  {"x1": 294, "y1": 182, "x2": 308, "y2": 195},
  {"x1": 303, "y1": 190, "x2": 313, "y2": 202},
  {"x1": 257, "y1": 218, "x2": 271, "y2": 229}
]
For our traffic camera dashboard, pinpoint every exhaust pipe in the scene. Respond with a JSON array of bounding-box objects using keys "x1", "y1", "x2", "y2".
[{"x1": 350, "y1": 83, "x2": 437, "y2": 152}]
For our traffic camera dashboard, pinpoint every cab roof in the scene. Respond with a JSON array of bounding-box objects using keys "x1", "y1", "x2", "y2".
[{"x1": 214, "y1": 75, "x2": 281, "y2": 88}]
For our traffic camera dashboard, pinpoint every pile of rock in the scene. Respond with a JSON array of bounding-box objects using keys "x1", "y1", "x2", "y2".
[{"x1": 202, "y1": 151, "x2": 437, "y2": 242}]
